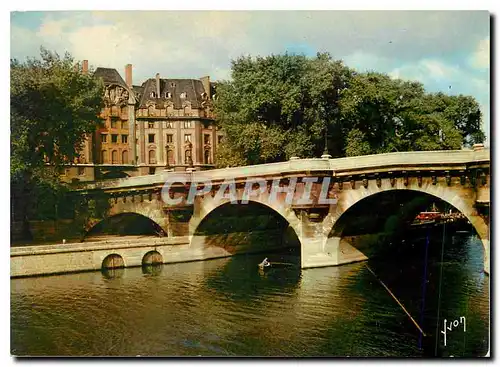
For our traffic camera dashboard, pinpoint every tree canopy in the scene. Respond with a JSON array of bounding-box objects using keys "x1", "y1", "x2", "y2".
[
  {"x1": 11, "y1": 48, "x2": 104, "y2": 226},
  {"x1": 214, "y1": 52, "x2": 485, "y2": 167}
]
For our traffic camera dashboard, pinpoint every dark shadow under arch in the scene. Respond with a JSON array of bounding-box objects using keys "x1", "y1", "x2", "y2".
[
  {"x1": 84, "y1": 213, "x2": 166, "y2": 241},
  {"x1": 330, "y1": 189, "x2": 477, "y2": 238},
  {"x1": 102, "y1": 171, "x2": 130, "y2": 180},
  {"x1": 329, "y1": 189, "x2": 482, "y2": 260},
  {"x1": 193, "y1": 200, "x2": 301, "y2": 256}
]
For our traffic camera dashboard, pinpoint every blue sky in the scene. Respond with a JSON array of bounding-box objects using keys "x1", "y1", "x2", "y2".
[{"x1": 10, "y1": 10, "x2": 490, "y2": 144}]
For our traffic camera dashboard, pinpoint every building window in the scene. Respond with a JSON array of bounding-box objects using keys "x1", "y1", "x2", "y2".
[
  {"x1": 184, "y1": 134, "x2": 192, "y2": 143},
  {"x1": 185, "y1": 150, "x2": 192, "y2": 164},
  {"x1": 204, "y1": 150, "x2": 210, "y2": 164},
  {"x1": 101, "y1": 150, "x2": 107, "y2": 164},
  {"x1": 78, "y1": 167, "x2": 85, "y2": 176},
  {"x1": 218, "y1": 135, "x2": 223, "y2": 144},
  {"x1": 149, "y1": 150, "x2": 156, "y2": 164},
  {"x1": 122, "y1": 150, "x2": 128, "y2": 164},
  {"x1": 166, "y1": 121, "x2": 173, "y2": 128},
  {"x1": 166, "y1": 134, "x2": 173, "y2": 143},
  {"x1": 111, "y1": 134, "x2": 118, "y2": 143},
  {"x1": 101, "y1": 134, "x2": 107, "y2": 143},
  {"x1": 148, "y1": 134, "x2": 155, "y2": 143},
  {"x1": 149, "y1": 167, "x2": 156, "y2": 175},
  {"x1": 167, "y1": 150, "x2": 175, "y2": 165},
  {"x1": 122, "y1": 134, "x2": 128, "y2": 143},
  {"x1": 111, "y1": 120, "x2": 117, "y2": 129},
  {"x1": 180, "y1": 92, "x2": 187, "y2": 99},
  {"x1": 204, "y1": 134, "x2": 210, "y2": 144},
  {"x1": 121, "y1": 121, "x2": 127, "y2": 129},
  {"x1": 183, "y1": 121, "x2": 192, "y2": 129},
  {"x1": 148, "y1": 122, "x2": 155, "y2": 129},
  {"x1": 150, "y1": 91, "x2": 156, "y2": 98},
  {"x1": 111, "y1": 150, "x2": 118, "y2": 164}
]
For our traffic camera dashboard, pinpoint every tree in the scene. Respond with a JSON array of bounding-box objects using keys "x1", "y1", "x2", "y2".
[
  {"x1": 338, "y1": 72, "x2": 484, "y2": 154},
  {"x1": 214, "y1": 53, "x2": 485, "y2": 167},
  {"x1": 11, "y1": 48, "x2": 104, "y2": 233},
  {"x1": 214, "y1": 52, "x2": 354, "y2": 166}
]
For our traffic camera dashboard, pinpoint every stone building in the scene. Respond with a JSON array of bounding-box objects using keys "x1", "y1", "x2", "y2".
[{"x1": 62, "y1": 61, "x2": 221, "y2": 182}]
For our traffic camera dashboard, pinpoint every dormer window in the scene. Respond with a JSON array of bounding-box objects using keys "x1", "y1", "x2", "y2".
[
  {"x1": 180, "y1": 92, "x2": 187, "y2": 99},
  {"x1": 164, "y1": 92, "x2": 172, "y2": 98},
  {"x1": 150, "y1": 91, "x2": 156, "y2": 98},
  {"x1": 201, "y1": 92, "x2": 207, "y2": 99},
  {"x1": 170, "y1": 82, "x2": 176, "y2": 88}
]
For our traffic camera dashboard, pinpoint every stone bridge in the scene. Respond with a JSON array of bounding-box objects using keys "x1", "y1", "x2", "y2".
[{"x1": 78, "y1": 147, "x2": 490, "y2": 274}]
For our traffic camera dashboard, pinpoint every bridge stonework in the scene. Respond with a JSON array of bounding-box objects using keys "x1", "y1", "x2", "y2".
[{"x1": 80, "y1": 148, "x2": 490, "y2": 274}]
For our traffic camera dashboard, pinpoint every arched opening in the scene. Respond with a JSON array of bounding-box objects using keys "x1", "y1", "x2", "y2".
[
  {"x1": 329, "y1": 190, "x2": 483, "y2": 261},
  {"x1": 142, "y1": 250, "x2": 164, "y2": 275},
  {"x1": 111, "y1": 150, "x2": 118, "y2": 164},
  {"x1": 184, "y1": 149, "x2": 192, "y2": 164},
  {"x1": 142, "y1": 251, "x2": 163, "y2": 265},
  {"x1": 122, "y1": 150, "x2": 128, "y2": 164},
  {"x1": 84, "y1": 213, "x2": 166, "y2": 241},
  {"x1": 149, "y1": 150, "x2": 156, "y2": 164},
  {"x1": 167, "y1": 149, "x2": 175, "y2": 165},
  {"x1": 192, "y1": 201, "x2": 301, "y2": 264},
  {"x1": 101, "y1": 171, "x2": 130, "y2": 180},
  {"x1": 102, "y1": 254, "x2": 125, "y2": 269}
]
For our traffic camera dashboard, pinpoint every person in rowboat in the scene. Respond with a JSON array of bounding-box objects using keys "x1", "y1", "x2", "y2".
[{"x1": 259, "y1": 258, "x2": 270, "y2": 268}]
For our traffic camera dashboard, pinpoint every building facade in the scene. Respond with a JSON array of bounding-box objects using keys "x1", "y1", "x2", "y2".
[{"x1": 62, "y1": 61, "x2": 222, "y2": 182}]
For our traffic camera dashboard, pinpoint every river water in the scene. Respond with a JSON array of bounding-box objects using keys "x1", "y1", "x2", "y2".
[{"x1": 10, "y1": 229, "x2": 489, "y2": 357}]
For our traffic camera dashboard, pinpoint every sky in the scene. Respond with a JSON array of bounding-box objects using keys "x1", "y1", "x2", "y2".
[{"x1": 10, "y1": 10, "x2": 491, "y2": 144}]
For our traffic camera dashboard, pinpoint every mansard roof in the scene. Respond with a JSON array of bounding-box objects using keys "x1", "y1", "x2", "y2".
[
  {"x1": 137, "y1": 78, "x2": 209, "y2": 109},
  {"x1": 93, "y1": 67, "x2": 128, "y2": 89},
  {"x1": 132, "y1": 85, "x2": 144, "y2": 102}
]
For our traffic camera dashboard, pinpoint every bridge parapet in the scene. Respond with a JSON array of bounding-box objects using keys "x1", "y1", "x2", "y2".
[{"x1": 79, "y1": 148, "x2": 489, "y2": 192}]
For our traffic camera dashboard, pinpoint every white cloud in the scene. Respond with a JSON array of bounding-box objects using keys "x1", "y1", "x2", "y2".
[
  {"x1": 10, "y1": 10, "x2": 490, "y2": 142},
  {"x1": 389, "y1": 59, "x2": 461, "y2": 82},
  {"x1": 470, "y1": 38, "x2": 489, "y2": 69}
]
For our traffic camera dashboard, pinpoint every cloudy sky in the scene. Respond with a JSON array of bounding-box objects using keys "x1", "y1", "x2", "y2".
[{"x1": 10, "y1": 10, "x2": 490, "y2": 143}]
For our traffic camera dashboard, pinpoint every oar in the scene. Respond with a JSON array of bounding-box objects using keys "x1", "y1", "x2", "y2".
[{"x1": 365, "y1": 264, "x2": 427, "y2": 337}]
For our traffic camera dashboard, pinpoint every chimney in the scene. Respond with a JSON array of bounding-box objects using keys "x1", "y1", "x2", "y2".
[
  {"x1": 156, "y1": 73, "x2": 161, "y2": 98},
  {"x1": 82, "y1": 60, "x2": 88, "y2": 75},
  {"x1": 200, "y1": 76, "x2": 210, "y2": 96},
  {"x1": 125, "y1": 64, "x2": 133, "y2": 87}
]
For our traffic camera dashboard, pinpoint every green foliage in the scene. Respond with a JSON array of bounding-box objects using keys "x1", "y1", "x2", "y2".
[
  {"x1": 11, "y1": 48, "x2": 105, "y2": 223},
  {"x1": 214, "y1": 53, "x2": 485, "y2": 166},
  {"x1": 345, "y1": 129, "x2": 371, "y2": 157},
  {"x1": 214, "y1": 52, "x2": 354, "y2": 166},
  {"x1": 11, "y1": 47, "x2": 104, "y2": 172}
]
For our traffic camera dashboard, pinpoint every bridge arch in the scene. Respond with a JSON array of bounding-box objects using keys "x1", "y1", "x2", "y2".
[
  {"x1": 329, "y1": 181, "x2": 488, "y2": 243},
  {"x1": 84, "y1": 212, "x2": 167, "y2": 240},
  {"x1": 189, "y1": 198, "x2": 302, "y2": 256},
  {"x1": 189, "y1": 195, "x2": 301, "y2": 235},
  {"x1": 326, "y1": 179, "x2": 489, "y2": 272}
]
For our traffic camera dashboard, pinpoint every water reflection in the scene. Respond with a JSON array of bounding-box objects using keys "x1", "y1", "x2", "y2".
[
  {"x1": 142, "y1": 264, "x2": 163, "y2": 276},
  {"x1": 11, "y1": 232, "x2": 488, "y2": 357}
]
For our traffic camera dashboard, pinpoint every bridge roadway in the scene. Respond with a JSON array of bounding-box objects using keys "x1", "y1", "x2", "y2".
[{"x1": 11, "y1": 148, "x2": 490, "y2": 277}]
